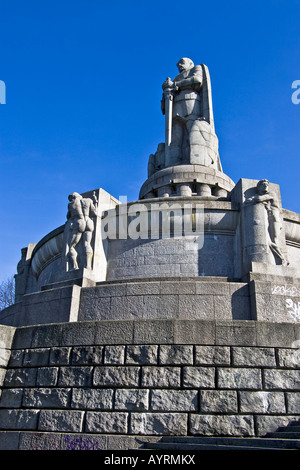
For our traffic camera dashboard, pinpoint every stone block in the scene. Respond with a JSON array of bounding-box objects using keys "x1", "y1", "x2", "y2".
[
  {"x1": 130, "y1": 412, "x2": 188, "y2": 435},
  {"x1": 286, "y1": 392, "x2": 300, "y2": 413},
  {"x1": 142, "y1": 295, "x2": 179, "y2": 319},
  {"x1": 0, "y1": 431, "x2": 20, "y2": 450},
  {"x1": 141, "y1": 367, "x2": 181, "y2": 388},
  {"x1": 0, "y1": 349, "x2": 11, "y2": 367},
  {"x1": 151, "y1": 390, "x2": 198, "y2": 411},
  {"x1": 0, "y1": 409, "x2": 39, "y2": 430},
  {"x1": 4, "y1": 368, "x2": 37, "y2": 387},
  {"x1": 0, "y1": 326, "x2": 15, "y2": 350},
  {"x1": 104, "y1": 345, "x2": 125, "y2": 364},
  {"x1": 190, "y1": 414, "x2": 255, "y2": 436},
  {"x1": 93, "y1": 366, "x2": 140, "y2": 387},
  {"x1": 71, "y1": 388, "x2": 114, "y2": 410},
  {"x1": 49, "y1": 347, "x2": 71, "y2": 365},
  {"x1": 126, "y1": 345, "x2": 158, "y2": 365},
  {"x1": 217, "y1": 367, "x2": 262, "y2": 389},
  {"x1": 178, "y1": 295, "x2": 215, "y2": 320},
  {"x1": 159, "y1": 345, "x2": 193, "y2": 365},
  {"x1": 277, "y1": 348, "x2": 300, "y2": 368},
  {"x1": 85, "y1": 412, "x2": 128, "y2": 434},
  {"x1": 115, "y1": 389, "x2": 149, "y2": 411},
  {"x1": 94, "y1": 321, "x2": 134, "y2": 345},
  {"x1": 232, "y1": 347, "x2": 276, "y2": 367},
  {"x1": 39, "y1": 410, "x2": 84, "y2": 432},
  {"x1": 255, "y1": 415, "x2": 298, "y2": 436},
  {"x1": 23, "y1": 348, "x2": 50, "y2": 367},
  {"x1": 256, "y1": 322, "x2": 297, "y2": 348},
  {"x1": 58, "y1": 366, "x2": 93, "y2": 387},
  {"x1": 216, "y1": 321, "x2": 256, "y2": 346},
  {"x1": 71, "y1": 346, "x2": 103, "y2": 365},
  {"x1": 134, "y1": 320, "x2": 174, "y2": 344},
  {"x1": 8, "y1": 350, "x2": 24, "y2": 367},
  {"x1": 36, "y1": 367, "x2": 59, "y2": 386},
  {"x1": 23, "y1": 388, "x2": 71, "y2": 409},
  {"x1": 239, "y1": 391, "x2": 286, "y2": 414},
  {"x1": 127, "y1": 282, "x2": 160, "y2": 295},
  {"x1": 183, "y1": 367, "x2": 215, "y2": 388},
  {"x1": 200, "y1": 390, "x2": 238, "y2": 413},
  {"x1": 195, "y1": 346, "x2": 230, "y2": 365},
  {"x1": 61, "y1": 322, "x2": 95, "y2": 346},
  {"x1": 264, "y1": 369, "x2": 300, "y2": 390},
  {"x1": 31, "y1": 324, "x2": 63, "y2": 348},
  {"x1": 0, "y1": 389, "x2": 23, "y2": 408},
  {"x1": 173, "y1": 320, "x2": 215, "y2": 344}
]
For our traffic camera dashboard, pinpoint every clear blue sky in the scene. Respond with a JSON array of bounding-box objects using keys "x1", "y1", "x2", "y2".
[{"x1": 0, "y1": 0, "x2": 300, "y2": 281}]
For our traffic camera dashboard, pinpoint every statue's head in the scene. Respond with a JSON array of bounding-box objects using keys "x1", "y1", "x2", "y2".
[
  {"x1": 177, "y1": 57, "x2": 194, "y2": 73},
  {"x1": 257, "y1": 179, "x2": 269, "y2": 194},
  {"x1": 68, "y1": 192, "x2": 82, "y2": 201}
]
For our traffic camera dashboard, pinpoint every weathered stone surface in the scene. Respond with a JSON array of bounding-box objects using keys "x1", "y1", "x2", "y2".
[
  {"x1": 126, "y1": 345, "x2": 158, "y2": 365},
  {"x1": 71, "y1": 388, "x2": 114, "y2": 410},
  {"x1": 49, "y1": 347, "x2": 71, "y2": 365},
  {"x1": 195, "y1": 345, "x2": 230, "y2": 365},
  {"x1": 0, "y1": 349, "x2": 11, "y2": 367},
  {"x1": 93, "y1": 366, "x2": 140, "y2": 387},
  {"x1": 190, "y1": 414, "x2": 255, "y2": 436},
  {"x1": 85, "y1": 412, "x2": 128, "y2": 434},
  {"x1": 277, "y1": 348, "x2": 300, "y2": 368},
  {"x1": 134, "y1": 320, "x2": 174, "y2": 344},
  {"x1": 23, "y1": 348, "x2": 50, "y2": 367},
  {"x1": 255, "y1": 415, "x2": 298, "y2": 436},
  {"x1": 0, "y1": 388, "x2": 23, "y2": 408},
  {"x1": 216, "y1": 321, "x2": 256, "y2": 346},
  {"x1": 130, "y1": 412, "x2": 188, "y2": 435},
  {"x1": 115, "y1": 389, "x2": 149, "y2": 411},
  {"x1": 200, "y1": 390, "x2": 237, "y2": 413},
  {"x1": 8, "y1": 350, "x2": 24, "y2": 367},
  {"x1": 0, "y1": 409, "x2": 39, "y2": 430},
  {"x1": 141, "y1": 367, "x2": 181, "y2": 388},
  {"x1": 39, "y1": 410, "x2": 84, "y2": 432},
  {"x1": 151, "y1": 390, "x2": 198, "y2": 411},
  {"x1": 4, "y1": 368, "x2": 37, "y2": 387},
  {"x1": 58, "y1": 366, "x2": 93, "y2": 387},
  {"x1": 183, "y1": 367, "x2": 215, "y2": 388},
  {"x1": 239, "y1": 391, "x2": 286, "y2": 414},
  {"x1": 173, "y1": 320, "x2": 215, "y2": 344},
  {"x1": 264, "y1": 369, "x2": 300, "y2": 390},
  {"x1": 23, "y1": 388, "x2": 71, "y2": 409},
  {"x1": 217, "y1": 367, "x2": 262, "y2": 389},
  {"x1": 286, "y1": 392, "x2": 300, "y2": 413},
  {"x1": 36, "y1": 367, "x2": 58, "y2": 386},
  {"x1": 159, "y1": 345, "x2": 193, "y2": 365},
  {"x1": 232, "y1": 347, "x2": 276, "y2": 367},
  {"x1": 71, "y1": 346, "x2": 103, "y2": 365},
  {"x1": 104, "y1": 345, "x2": 125, "y2": 364}
]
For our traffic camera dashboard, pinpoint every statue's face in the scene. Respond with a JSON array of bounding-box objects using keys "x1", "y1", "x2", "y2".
[
  {"x1": 177, "y1": 58, "x2": 189, "y2": 73},
  {"x1": 258, "y1": 181, "x2": 269, "y2": 194}
]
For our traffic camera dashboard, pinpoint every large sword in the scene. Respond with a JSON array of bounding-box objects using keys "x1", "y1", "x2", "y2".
[{"x1": 162, "y1": 77, "x2": 174, "y2": 168}]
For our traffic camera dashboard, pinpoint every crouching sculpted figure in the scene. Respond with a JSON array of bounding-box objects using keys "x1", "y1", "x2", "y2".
[
  {"x1": 65, "y1": 191, "x2": 98, "y2": 271},
  {"x1": 157, "y1": 57, "x2": 222, "y2": 172},
  {"x1": 245, "y1": 179, "x2": 288, "y2": 266}
]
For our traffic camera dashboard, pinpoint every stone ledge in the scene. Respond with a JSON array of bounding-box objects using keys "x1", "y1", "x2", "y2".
[{"x1": 10, "y1": 319, "x2": 300, "y2": 350}]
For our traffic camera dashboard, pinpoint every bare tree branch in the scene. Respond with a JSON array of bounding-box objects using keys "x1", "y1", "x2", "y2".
[{"x1": 0, "y1": 276, "x2": 15, "y2": 311}]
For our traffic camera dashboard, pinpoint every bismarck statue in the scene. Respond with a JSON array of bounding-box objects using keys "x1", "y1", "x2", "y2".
[
  {"x1": 148, "y1": 58, "x2": 222, "y2": 176},
  {"x1": 141, "y1": 58, "x2": 231, "y2": 199}
]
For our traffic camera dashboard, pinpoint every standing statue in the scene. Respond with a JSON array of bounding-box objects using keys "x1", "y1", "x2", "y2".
[
  {"x1": 158, "y1": 57, "x2": 222, "y2": 171},
  {"x1": 65, "y1": 191, "x2": 98, "y2": 271},
  {"x1": 245, "y1": 179, "x2": 288, "y2": 266}
]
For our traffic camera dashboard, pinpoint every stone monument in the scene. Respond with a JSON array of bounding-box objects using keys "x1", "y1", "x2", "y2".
[{"x1": 0, "y1": 59, "x2": 299, "y2": 451}]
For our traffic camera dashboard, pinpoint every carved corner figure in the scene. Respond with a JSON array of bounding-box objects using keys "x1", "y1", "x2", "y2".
[
  {"x1": 245, "y1": 179, "x2": 289, "y2": 266},
  {"x1": 65, "y1": 191, "x2": 98, "y2": 271},
  {"x1": 149, "y1": 58, "x2": 221, "y2": 175}
]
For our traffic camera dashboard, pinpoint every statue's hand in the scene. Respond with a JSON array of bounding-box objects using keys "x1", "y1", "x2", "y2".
[{"x1": 162, "y1": 77, "x2": 174, "y2": 90}]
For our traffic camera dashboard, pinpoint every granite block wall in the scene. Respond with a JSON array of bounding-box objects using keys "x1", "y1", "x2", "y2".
[{"x1": 0, "y1": 320, "x2": 299, "y2": 449}]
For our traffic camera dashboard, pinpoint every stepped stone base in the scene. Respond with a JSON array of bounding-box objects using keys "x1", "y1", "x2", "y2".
[{"x1": 0, "y1": 319, "x2": 299, "y2": 450}]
